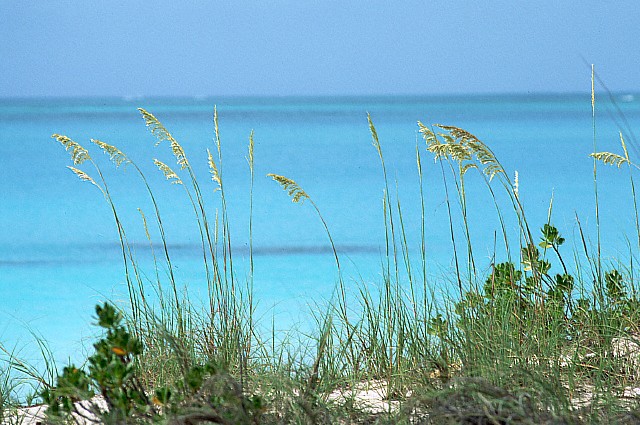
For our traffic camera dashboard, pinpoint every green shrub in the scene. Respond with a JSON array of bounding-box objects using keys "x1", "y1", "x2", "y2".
[{"x1": 42, "y1": 302, "x2": 263, "y2": 424}]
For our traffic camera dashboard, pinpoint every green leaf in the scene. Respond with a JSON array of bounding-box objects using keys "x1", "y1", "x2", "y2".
[
  {"x1": 95, "y1": 303, "x2": 122, "y2": 328},
  {"x1": 605, "y1": 269, "x2": 626, "y2": 300},
  {"x1": 555, "y1": 273, "x2": 574, "y2": 294},
  {"x1": 539, "y1": 224, "x2": 564, "y2": 248}
]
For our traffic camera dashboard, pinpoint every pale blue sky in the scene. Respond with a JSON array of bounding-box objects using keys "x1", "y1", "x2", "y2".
[{"x1": 1, "y1": 1, "x2": 638, "y2": 97}]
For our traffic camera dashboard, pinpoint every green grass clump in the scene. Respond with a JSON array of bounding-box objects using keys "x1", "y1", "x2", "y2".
[
  {"x1": 42, "y1": 302, "x2": 263, "y2": 424},
  {"x1": 3, "y1": 82, "x2": 640, "y2": 423}
]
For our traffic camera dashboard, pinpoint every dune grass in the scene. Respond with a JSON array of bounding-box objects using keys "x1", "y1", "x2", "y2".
[{"x1": 3, "y1": 82, "x2": 640, "y2": 423}]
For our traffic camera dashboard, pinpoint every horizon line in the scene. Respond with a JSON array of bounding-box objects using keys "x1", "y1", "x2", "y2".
[{"x1": 2, "y1": 90, "x2": 639, "y2": 102}]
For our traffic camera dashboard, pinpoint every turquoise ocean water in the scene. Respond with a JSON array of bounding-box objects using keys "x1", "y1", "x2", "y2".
[{"x1": 1, "y1": 94, "x2": 640, "y2": 366}]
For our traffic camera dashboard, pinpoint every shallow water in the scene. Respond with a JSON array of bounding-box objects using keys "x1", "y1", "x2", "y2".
[{"x1": 1, "y1": 94, "x2": 640, "y2": 365}]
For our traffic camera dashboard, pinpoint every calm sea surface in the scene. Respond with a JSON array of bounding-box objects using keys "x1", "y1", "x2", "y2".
[{"x1": 1, "y1": 94, "x2": 640, "y2": 364}]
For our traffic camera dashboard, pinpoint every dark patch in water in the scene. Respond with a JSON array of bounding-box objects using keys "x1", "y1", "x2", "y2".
[{"x1": 0, "y1": 243, "x2": 380, "y2": 267}]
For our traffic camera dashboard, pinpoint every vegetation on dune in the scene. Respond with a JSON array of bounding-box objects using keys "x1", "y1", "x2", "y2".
[{"x1": 3, "y1": 76, "x2": 640, "y2": 423}]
